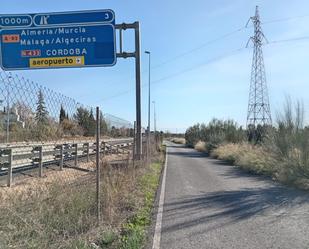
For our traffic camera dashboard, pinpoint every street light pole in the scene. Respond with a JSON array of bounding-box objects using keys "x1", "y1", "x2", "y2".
[{"x1": 145, "y1": 51, "x2": 151, "y2": 160}]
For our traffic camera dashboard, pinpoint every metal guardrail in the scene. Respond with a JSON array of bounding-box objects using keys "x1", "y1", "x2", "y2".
[{"x1": 0, "y1": 138, "x2": 133, "y2": 187}]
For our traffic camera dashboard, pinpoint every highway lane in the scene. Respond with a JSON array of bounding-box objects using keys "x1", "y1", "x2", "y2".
[{"x1": 153, "y1": 142, "x2": 309, "y2": 249}]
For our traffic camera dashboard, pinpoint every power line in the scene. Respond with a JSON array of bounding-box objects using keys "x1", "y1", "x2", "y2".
[
  {"x1": 268, "y1": 35, "x2": 309, "y2": 44},
  {"x1": 151, "y1": 28, "x2": 246, "y2": 69},
  {"x1": 99, "y1": 47, "x2": 247, "y2": 102},
  {"x1": 85, "y1": 26, "x2": 247, "y2": 102},
  {"x1": 263, "y1": 14, "x2": 309, "y2": 25},
  {"x1": 99, "y1": 33, "x2": 309, "y2": 102},
  {"x1": 96, "y1": 13, "x2": 309, "y2": 102},
  {"x1": 151, "y1": 13, "x2": 309, "y2": 70}
]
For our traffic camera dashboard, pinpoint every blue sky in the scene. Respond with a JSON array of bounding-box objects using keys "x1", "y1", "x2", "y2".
[{"x1": 2, "y1": 0, "x2": 309, "y2": 132}]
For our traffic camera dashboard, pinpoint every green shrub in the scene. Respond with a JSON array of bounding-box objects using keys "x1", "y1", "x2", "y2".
[
  {"x1": 185, "y1": 119, "x2": 245, "y2": 150},
  {"x1": 185, "y1": 124, "x2": 200, "y2": 147},
  {"x1": 266, "y1": 98, "x2": 309, "y2": 182}
]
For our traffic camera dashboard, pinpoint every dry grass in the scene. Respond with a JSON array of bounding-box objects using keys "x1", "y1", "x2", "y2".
[
  {"x1": 194, "y1": 141, "x2": 207, "y2": 153},
  {"x1": 0, "y1": 145, "x2": 164, "y2": 248},
  {"x1": 170, "y1": 137, "x2": 186, "y2": 144},
  {"x1": 0, "y1": 153, "x2": 129, "y2": 201},
  {"x1": 212, "y1": 143, "x2": 276, "y2": 175},
  {"x1": 212, "y1": 143, "x2": 309, "y2": 189}
]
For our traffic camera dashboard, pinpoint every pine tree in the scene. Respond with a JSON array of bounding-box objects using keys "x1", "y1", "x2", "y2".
[
  {"x1": 88, "y1": 109, "x2": 96, "y2": 136},
  {"x1": 74, "y1": 107, "x2": 96, "y2": 136},
  {"x1": 35, "y1": 90, "x2": 48, "y2": 125},
  {"x1": 59, "y1": 105, "x2": 66, "y2": 123}
]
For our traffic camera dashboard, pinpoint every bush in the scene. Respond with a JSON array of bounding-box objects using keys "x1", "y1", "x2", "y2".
[
  {"x1": 185, "y1": 119, "x2": 245, "y2": 150},
  {"x1": 171, "y1": 137, "x2": 186, "y2": 144},
  {"x1": 212, "y1": 143, "x2": 276, "y2": 175},
  {"x1": 266, "y1": 98, "x2": 309, "y2": 182},
  {"x1": 185, "y1": 124, "x2": 200, "y2": 147},
  {"x1": 194, "y1": 141, "x2": 207, "y2": 152},
  {"x1": 61, "y1": 119, "x2": 84, "y2": 136}
]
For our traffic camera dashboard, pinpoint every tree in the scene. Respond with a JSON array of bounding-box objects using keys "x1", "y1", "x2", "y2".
[
  {"x1": 185, "y1": 124, "x2": 200, "y2": 147},
  {"x1": 88, "y1": 109, "x2": 96, "y2": 136},
  {"x1": 11, "y1": 101, "x2": 35, "y2": 128},
  {"x1": 59, "y1": 105, "x2": 66, "y2": 123},
  {"x1": 35, "y1": 90, "x2": 48, "y2": 125},
  {"x1": 74, "y1": 107, "x2": 95, "y2": 136}
]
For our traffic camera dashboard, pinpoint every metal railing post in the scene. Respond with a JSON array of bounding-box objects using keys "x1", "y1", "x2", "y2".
[
  {"x1": 38, "y1": 146, "x2": 43, "y2": 177},
  {"x1": 59, "y1": 144, "x2": 64, "y2": 171},
  {"x1": 73, "y1": 144, "x2": 78, "y2": 167},
  {"x1": 7, "y1": 149, "x2": 13, "y2": 187},
  {"x1": 101, "y1": 142, "x2": 106, "y2": 157},
  {"x1": 86, "y1": 143, "x2": 90, "y2": 162}
]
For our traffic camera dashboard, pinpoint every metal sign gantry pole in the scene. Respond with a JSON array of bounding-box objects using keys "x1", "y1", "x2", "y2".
[{"x1": 116, "y1": 22, "x2": 142, "y2": 160}]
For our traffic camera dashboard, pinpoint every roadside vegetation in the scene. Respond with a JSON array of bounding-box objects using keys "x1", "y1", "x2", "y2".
[
  {"x1": 185, "y1": 98, "x2": 309, "y2": 190},
  {"x1": 169, "y1": 137, "x2": 186, "y2": 144},
  {"x1": 0, "y1": 143, "x2": 165, "y2": 248}
]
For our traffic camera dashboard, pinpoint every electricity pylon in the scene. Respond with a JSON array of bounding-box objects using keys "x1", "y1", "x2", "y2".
[{"x1": 246, "y1": 6, "x2": 272, "y2": 127}]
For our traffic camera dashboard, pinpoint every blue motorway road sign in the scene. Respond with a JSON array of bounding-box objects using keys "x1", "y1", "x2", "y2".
[{"x1": 0, "y1": 10, "x2": 116, "y2": 70}]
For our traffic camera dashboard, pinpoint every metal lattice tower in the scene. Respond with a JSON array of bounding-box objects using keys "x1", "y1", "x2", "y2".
[{"x1": 246, "y1": 6, "x2": 272, "y2": 127}]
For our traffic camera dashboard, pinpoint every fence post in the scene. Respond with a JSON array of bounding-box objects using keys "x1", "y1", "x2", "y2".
[
  {"x1": 59, "y1": 144, "x2": 64, "y2": 171},
  {"x1": 101, "y1": 142, "x2": 106, "y2": 157},
  {"x1": 96, "y1": 107, "x2": 101, "y2": 224},
  {"x1": 38, "y1": 146, "x2": 43, "y2": 177},
  {"x1": 86, "y1": 143, "x2": 90, "y2": 162},
  {"x1": 7, "y1": 149, "x2": 13, "y2": 187},
  {"x1": 73, "y1": 143, "x2": 78, "y2": 167}
]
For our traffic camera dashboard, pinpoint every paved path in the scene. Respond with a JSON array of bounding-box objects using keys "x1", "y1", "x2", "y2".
[{"x1": 153, "y1": 142, "x2": 309, "y2": 249}]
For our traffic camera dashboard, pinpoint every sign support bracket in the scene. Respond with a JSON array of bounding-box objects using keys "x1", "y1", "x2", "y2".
[{"x1": 116, "y1": 22, "x2": 142, "y2": 160}]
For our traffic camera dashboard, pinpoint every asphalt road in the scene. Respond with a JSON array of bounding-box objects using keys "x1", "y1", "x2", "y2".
[{"x1": 154, "y1": 142, "x2": 309, "y2": 249}]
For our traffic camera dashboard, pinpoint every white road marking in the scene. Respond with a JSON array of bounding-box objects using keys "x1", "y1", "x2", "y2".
[{"x1": 152, "y1": 146, "x2": 168, "y2": 249}]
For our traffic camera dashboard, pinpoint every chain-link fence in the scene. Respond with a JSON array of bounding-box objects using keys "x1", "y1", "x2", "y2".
[
  {"x1": 0, "y1": 70, "x2": 133, "y2": 144},
  {"x1": 0, "y1": 69, "x2": 139, "y2": 248}
]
